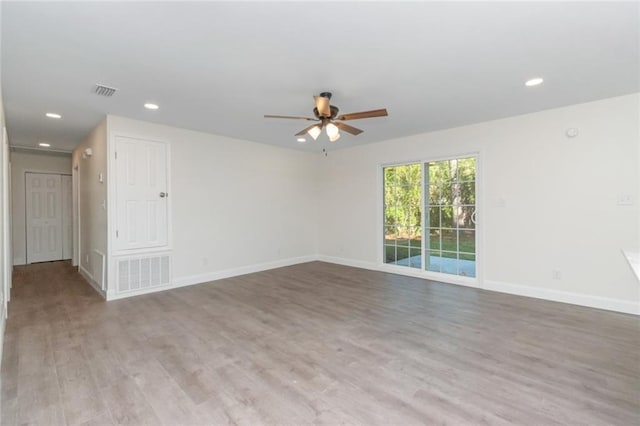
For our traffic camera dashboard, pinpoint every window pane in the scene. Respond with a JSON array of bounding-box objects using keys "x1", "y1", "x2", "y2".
[
  {"x1": 428, "y1": 160, "x2": 455, "y2": 184},
  {"x1": 383, "y1": 164, "x2": 422, "y2": 269},
  {"x1": 384, "y1": 245, "x2": 396, "y2": 264},
  {"x1": 428, "y1": 184, "x2": 443, "y2": 205},
  {"x1": 459, "y1": 230, "x2": 476, "y2": 254},
  {"x1": 428, "y1": 206, "x2": 440, "y2": 228},
  {"x1": 426, "y1": 250, "x2": 441, "y2": 272},
  {"x1": 422, "y1": 156, "x2": 476, "y2": 278},
  {"x1": 441, "y1": 229, "x2": 457, "y2": 252},
  {"x1": 457, "y1": 157, "x2": 476, "y2": 182},
  {"x1": 459, "y1": 182, "x2": 476, "y2": 204},
  {"x1": 458, "y1": 255, "x2": 476, "y2": 278},
  {"x1": 441, "y1": 205, "x2": 455, "y2": 228},
  {"x1": 429, "y1": 229, "x2": 440, "y2": 251},
  {"x1": 457, "y1": 206, "x2": 475, "y2": 229},
  {"x1": 408, "y1": 247, "x2": 422, "y2": 268},
  {"x1": 384, "y1": 226, "x2": 398, "y2": 242}
]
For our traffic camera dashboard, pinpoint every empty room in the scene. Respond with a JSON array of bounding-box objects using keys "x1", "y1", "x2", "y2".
[{"x1": 0, "y1": 1, "x2": 638, "y2": 425}]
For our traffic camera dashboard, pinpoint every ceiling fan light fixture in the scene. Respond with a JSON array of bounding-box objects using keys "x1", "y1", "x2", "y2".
[
  {"x1": 326, "y1": 122, "x2": 339, "y2": 138},
  {"x1": 329, "y1": 132, "x2": 341, "y2": 143},
  {"x1": 307, "y1": 125, "x2": 322, "y2": 140}
]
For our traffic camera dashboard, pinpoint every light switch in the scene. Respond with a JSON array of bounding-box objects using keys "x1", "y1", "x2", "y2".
[{"x1": 98, "y1": 173, "x2": 104, "y2": 183}]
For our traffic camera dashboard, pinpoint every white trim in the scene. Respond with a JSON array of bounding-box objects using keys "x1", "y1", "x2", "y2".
[
  {"x1": 172, "y1": 255, "x2": 317, "y2": 289},
  {"x1": 79, "y1": 250, "x2": 640, "y2": 315},
  {"x1": 107, "y1": 282, "x2": 174, "y2": 301},
  {"x1": 319, "y1": 255, "x2": 480, "y2": 288},
  {"x1": 0, "y1": 309, "x2": 5, "y2": 370},
  {"x1": 107, "y1": 255, "x2": 317, "y2": 301},
  {"x1": 378, "y1": 153, "x2": 482, "y2": 285},
  {"x1": 78, "y1": 264, "x2": 106, "y2": 299},
  {"x1": 108, "y1": 131, "x2": 172, "y2": 257},
  {"x1": 317, "y1": 255, "x2": 380, "y2": 272},
  {"x1": 318, "y1": 255, "x2": 638, "y2": 315},
  {"x1": 483, "y1": 279, "x2": 640, "y2": 316}
]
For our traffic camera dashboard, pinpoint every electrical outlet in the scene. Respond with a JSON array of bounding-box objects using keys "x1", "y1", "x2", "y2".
[
  {"x1": 617, "y1": 194, "x2": 633, "y2": 206},
  {"x1": 552, "y1": 269, "x2": 562, "y2": 280}
]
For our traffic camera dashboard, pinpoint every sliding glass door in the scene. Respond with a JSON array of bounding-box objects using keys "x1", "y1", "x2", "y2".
[
  {"x1": 383, "y1": 164, "x2": 422, "y2": 268},
  {"x1": 382, "y1": 156, "x2": 477, "y2": 278}
]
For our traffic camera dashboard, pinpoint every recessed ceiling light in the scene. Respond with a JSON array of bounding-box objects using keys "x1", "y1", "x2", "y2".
[
  {"x1": 297, "y1": 138, "x2": 306, "y2": 143},
  {"x1": 45, "y1": 112, "x2": 62, "y2": 119},
  {"x1": 38, "y1": 142, "x2": 51, "y2": 147},
  {"x1": 525, "y1": 77, "x2": 544, "y2": 87},
  {"x1": 144, "y1": 103, "x2": 159, "y2": 110}
]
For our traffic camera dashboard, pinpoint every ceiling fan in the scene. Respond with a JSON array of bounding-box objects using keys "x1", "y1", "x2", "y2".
[{"x1": 264, "y1": 92, "x2": 388, "y2": 142}]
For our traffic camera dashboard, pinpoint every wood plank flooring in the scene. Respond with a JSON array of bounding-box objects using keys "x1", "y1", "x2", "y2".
[{"x1": 1, "y1": 260, "x2": 638, "y2": 425}]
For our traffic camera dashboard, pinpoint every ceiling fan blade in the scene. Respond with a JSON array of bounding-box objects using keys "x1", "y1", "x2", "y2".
[
  {"x1": 295, "y1": 123, "x2": 321, "y2": 136},
  {"x1": 336, "y1": 108, "x2": 388, "y2": 121},
  {"x1": 334, "y1": 121, "x2": 363, "y2": 135},
  {"x1": 314, "y1": 96, "x2": 331, "y2": 117},
  {"x1": 264, "y1": 114, "x2": 317, "y2": 121}
]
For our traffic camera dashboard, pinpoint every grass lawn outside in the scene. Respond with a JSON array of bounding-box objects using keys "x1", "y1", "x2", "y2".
[{"x1": 384, "y1": 232, "x2": 475, "y2": 263}]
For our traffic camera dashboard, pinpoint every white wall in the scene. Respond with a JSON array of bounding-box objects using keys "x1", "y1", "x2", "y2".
[
  {"x1": 317, "y1": 94, "x2": 640, "y2": 313},
  {"x1": 0, "y1": 0, "x2": 9, "y2": 363},
  {"x1": 72, "y1": 119, "x2": 108, "y2": 292},
  {"x1": 9, "y1": 151, "x2": 71, "y2": 265},
  {"x1": 107, "y1": 116, "x2": 319, "y2": 287}
]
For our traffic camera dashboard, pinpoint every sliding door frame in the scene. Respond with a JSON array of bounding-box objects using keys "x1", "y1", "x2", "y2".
[{"x1": 377, "y1": 151, "x2": 483, "y2": 288}]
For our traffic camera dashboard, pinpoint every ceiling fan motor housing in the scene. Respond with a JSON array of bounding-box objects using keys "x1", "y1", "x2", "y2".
[{"x1": 313, "y1": 105, "x2": 340, "y2": 119}]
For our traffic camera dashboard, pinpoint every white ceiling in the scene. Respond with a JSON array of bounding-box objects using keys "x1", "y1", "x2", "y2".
[{"x1": 2, "y1": 1, "x2": 638, "y2": 153}]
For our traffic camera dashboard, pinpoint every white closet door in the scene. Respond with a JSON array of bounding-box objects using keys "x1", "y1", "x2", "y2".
[
  {"x1": 26, "y1": 173, "x2": 63, "y2": 263},
  {"x1": 61, "y1": 175, "x2": 72, "y2": 259},
  {"x1": 115, "y1": 136, "x2": 169, "y2": 251}
]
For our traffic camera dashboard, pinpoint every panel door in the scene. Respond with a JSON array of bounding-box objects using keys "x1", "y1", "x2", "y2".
[
  {"x1": 61, "y1": 174, "x2": 72, "y2": 259},
  {"x1": 115, "y1": 137, "x2": 169, "y2": 251},
  {"x1": 26, "y1": 173, "x2": 63, "y2": 263}
]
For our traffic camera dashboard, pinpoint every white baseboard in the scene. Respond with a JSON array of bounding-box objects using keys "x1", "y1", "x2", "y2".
[
  {"x1": 107, "y1": 255, "x2": 318, "y2": 301},
  {"x1": 317, "y1": 255, "x2": 639, "y2": 315},
  {"x1": 78, "y1": 265, "x2": 106, "y2": 299},
  {"x1": 79, "y1": 251, "x2": 640, "y2": 315},
  {"x1": 483, "y1": 279, "x2": 640, "y2": 315},
  {"x1": 172, "y1": 255, "x2": 318, "y2": 288},
  {"x1": 317, "y1": 255, "x2": 480, "y2": 288},
  {"x1": 316, "y1": 255, "x2": 379, "y2": 272},
  {"x1": 106, "y1": 283, "x2": 174, "y2": 301}
]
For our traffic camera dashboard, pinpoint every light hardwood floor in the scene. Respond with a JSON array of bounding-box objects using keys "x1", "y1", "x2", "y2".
[{"x1": 1, "y1": 261, "x2": 638, "y2": 425}]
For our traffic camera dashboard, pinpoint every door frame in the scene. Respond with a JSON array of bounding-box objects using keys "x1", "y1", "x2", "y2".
[
  {"x1": 108, "y1": 132, "x2": 172, "y2": 257},
  {"x1": 377, "y1": 151, "x2": 483, "y2": 288},
  {"x1": 24, "y1": 172, "x2": 72, "y2": 264},
  {"x1": 72, "y1": 164, "x2": 79, "y2": 266}
]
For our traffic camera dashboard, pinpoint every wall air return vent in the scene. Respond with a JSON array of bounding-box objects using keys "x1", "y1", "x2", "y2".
[
  {"x1": 94, "y1": 84, "x2": 118, "y2": 97},
  {"x1": 117, "y1": 254, "x2": 171, "y2": 293}
]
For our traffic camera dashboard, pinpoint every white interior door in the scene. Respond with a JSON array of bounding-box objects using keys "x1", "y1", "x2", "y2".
[
  {"x1": 62, "y1": 174, "x2": 72, "y2": 259},
  {"x1": 26, "y1": 173, "x2": 63, "y2": 263},
  {"x1": 115, "y1": 136, "x2": 169, "y2": 251}
]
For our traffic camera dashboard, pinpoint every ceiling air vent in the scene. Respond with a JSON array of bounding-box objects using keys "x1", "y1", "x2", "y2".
[{"x1": 94, "y1": 84, "x2": 118, "y2": 97}]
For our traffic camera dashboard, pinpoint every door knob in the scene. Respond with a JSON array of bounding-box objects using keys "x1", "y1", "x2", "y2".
[{"x1": 159, "y1": 192, "x2": 167, "y2": 198}]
